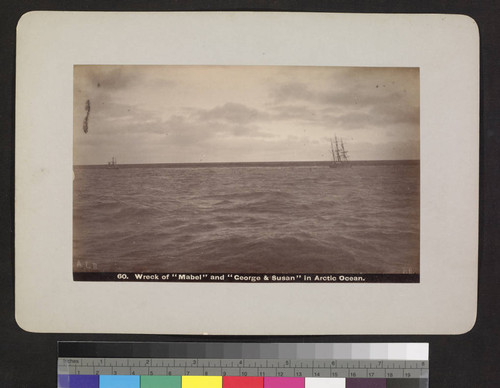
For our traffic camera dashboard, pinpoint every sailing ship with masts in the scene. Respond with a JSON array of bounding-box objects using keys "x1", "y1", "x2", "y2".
[
  {"x1": 107, "y1": 156, "x2": 118, "y2": 169},
  {"x1": 329, "y1": 135, "x2": 350, "y2": 168}
]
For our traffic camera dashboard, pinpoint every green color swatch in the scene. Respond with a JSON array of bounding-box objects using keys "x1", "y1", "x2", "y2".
[{"x1": 140, "y1": 376, "x2": 182, "y2": 388}]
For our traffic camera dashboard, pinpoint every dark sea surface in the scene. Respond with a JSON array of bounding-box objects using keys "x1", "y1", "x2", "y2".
[{"x1": 73, "y1": 162, "x2": 419, "y2": 274}]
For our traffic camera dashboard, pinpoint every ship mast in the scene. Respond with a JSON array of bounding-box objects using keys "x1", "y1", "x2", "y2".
[
  {"x1": 340, "y1": 138, "x2": 349, "y2": 162},
  {"x1": 335, "y1": 135, "x2": 342, "y2": 162},
  {"x1": 329, "y1": 135, "x2": 350, "y2": 166},
  {"x1": 330, "y1": 138, "x2": 336, "y2": 163}
]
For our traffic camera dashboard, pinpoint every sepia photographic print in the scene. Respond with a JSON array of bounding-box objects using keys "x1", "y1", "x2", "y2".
[{"x1": 73, "y1": 65, "x2": 420, "y2": 283}]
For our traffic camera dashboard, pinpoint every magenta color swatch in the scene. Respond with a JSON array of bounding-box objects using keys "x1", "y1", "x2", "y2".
[{"x1": 264, "y1": 377, "x2": 305, "y2": 388}]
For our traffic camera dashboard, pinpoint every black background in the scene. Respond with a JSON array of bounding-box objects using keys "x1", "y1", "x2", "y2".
[{"x1": 1, "y1": 1, "x2": 499, "y2": 387}]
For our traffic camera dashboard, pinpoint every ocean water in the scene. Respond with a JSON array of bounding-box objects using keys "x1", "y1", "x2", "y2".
[{"x1": 73, "y1": 162, "x2": 419, "y2": 274}]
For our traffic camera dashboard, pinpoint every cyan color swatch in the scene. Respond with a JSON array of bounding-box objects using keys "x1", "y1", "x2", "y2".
[{"x1": 99, "y1": 375, "x2": 140, "y2": 388}]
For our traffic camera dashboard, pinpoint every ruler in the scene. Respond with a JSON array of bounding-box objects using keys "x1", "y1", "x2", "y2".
[{"x1": 58, "y1": 342, "x2": 429, "y2": 387}]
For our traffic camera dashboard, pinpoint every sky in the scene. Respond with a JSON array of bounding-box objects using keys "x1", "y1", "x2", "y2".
[{"x1": 73, "y1": 65, "x2": 419, "y2": 165}]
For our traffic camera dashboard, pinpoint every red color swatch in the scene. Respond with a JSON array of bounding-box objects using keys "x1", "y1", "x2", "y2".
[{"x1": 223, "y1": 376, "x2": 264, "y2": 388}]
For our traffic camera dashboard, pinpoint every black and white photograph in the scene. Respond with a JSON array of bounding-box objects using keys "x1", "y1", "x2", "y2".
[
  {"x1": 73, "y1": 65, "x2": 420, "y2": 282},
  {"x1": 15, "y1": 11, "x2": 479, "y2": 335}
]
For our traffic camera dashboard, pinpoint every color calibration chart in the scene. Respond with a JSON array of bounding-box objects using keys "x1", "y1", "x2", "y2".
[{"x1": 58, "y1": 342, "x2": 429, "y2": 388}]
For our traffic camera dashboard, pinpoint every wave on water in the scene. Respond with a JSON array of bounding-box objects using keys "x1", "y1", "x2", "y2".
[{"x1": 73, "y1": 163, "x2": 419, "y2": 275}]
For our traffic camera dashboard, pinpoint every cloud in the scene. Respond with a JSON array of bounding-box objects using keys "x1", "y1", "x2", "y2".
[
  {"x1": 271, "y1": 80, "x2": 416, "y2": 111},
  {"x1": 320, "y1": 102, "x2": 419, "y2": 131},
  {"x1": 270, "y1": 104, "x2": 320, "y2": 122},
  {"x1": 74, "y1": 65, "x2": 420, "y2": 164},
  {"x1": 269, "y1": 68, "x2": 419, "y2": 133},
  {"x1": 197, "y1": 102, "x2": 270, "y2": 124},
  {"x1": 271, "y1": 82, "x2": 314, "y2": 102},
  {"x1": 162, "y1": 110, "x2": 277, "y2": 145}
]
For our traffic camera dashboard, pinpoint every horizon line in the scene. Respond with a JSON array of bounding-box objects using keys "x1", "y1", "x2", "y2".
[{"x1": 74, "y1": 159, "x2": 420, "y2": 167}]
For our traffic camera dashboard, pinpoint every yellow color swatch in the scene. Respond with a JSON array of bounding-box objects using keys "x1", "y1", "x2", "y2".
[{"x1": 182, "y1": 376, "x2": 222, "y2": 388}]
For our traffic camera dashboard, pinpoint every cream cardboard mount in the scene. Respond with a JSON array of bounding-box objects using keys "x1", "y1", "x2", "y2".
[{"x1": 15, "y1": 12, "x2": 478, "y2": 334}]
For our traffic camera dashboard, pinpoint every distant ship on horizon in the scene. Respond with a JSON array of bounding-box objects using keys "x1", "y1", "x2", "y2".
[
  {"x1": 107, "y1": 156, "x2": 118, "y2": 169},
  {"x1": 329, "y1": 135, "x2": 351, "y2": 168}
]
